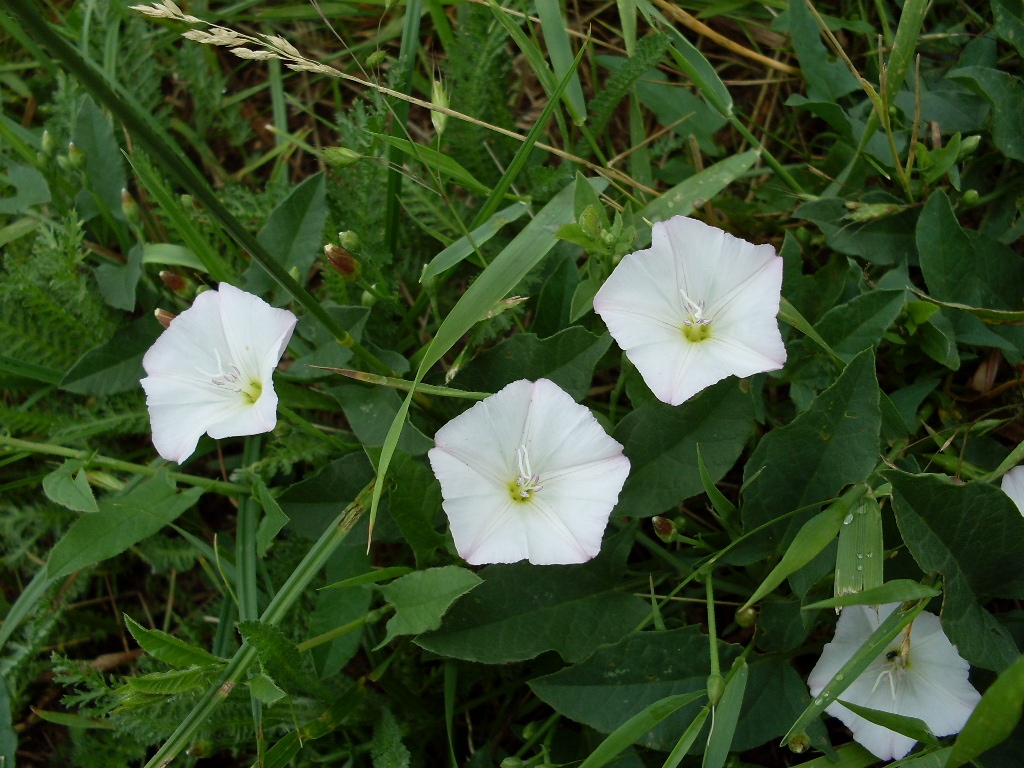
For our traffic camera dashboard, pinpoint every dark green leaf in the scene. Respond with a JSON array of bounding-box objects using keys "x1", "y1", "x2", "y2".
[
  {"x1": 121, "y1": 666, "x2": 219, "y2": 695},
  {"x1": 578, "y1": 692, "x2": 705, "y2": 768},
  {"x1": 94, "y1": 243, "x2": 143, "y2": 312},
  {"x1": 279, "y1": 453, "x2": 375, "y2": 539},
  {"x1": 387, "y1": 453, "x2": 446, "y2": 568},
  {"x1": 815, "y1": 290, "x2": 906, "y2": 361},
  {"x1": 61, "y1": 314, "x2": 161, "y2": 395},
  {"x1": 796, "y1": 197, "x2": 918, "y2": 267},
  {"x1": 124, "y1": 615, "x2": 223, "y2": 667},
  {"x1": 885, "y1": 470, "x2": 1024, "y2": 671},
  {"x1": 703, "y1": 660, "x2": 748, "y2": 768},
  {"x1": 742, "y1": 350, "x2": 880, "y2": 553},
  {"x1": 48, "y1": 473, "x2": 204, "y2": 579},
  {"x1": 238, "y1": 620, "x2": 327, "y2": 700},
  {"x1": 416, "y1": 529, "x2": 646, "y2": 663},
  {"x1": 452, "y1": 327, "x2": 611, "y2": 401},
  {"x1": 253, "y1": 478, "x2": 289, "y2": 557},
  {"x1": 249, "y1": 673, "x2": 287, "y2": 706},
  {"x1": 73, "y1": 96, "x2": 126, "y2": 222},
  {"x1": 836, "y1": 699, "x2": 939, "y2": 745},
  {"x1": 246, "y1": 172, "x2": 327, "y2": 295},
  {"x1": 803, "y1": 581, "x2": 941, "y2": 611},
  {"x1": 0, "y1": 162, "x2": 50, "y2": 213},
  {"x1": 378, "y1": 566, "x2": 483, "y2": 646},
  {"x1": 950, "y1": 67, "x2": 1024, "y2": 161},
  {"x1": 780, "y1": 0, "x2": 859, "y2": 102},
  {"x1": 615, "y1": 379, "x2": 753, "y2": 518},
  {"x1": 918, "y1": 190, "x2": 1024, "y2": 310},
  {"x1": 947, "y1": 651, "x2": 1024, "y2": 767},
  {"x1": 329, "y1": 383, "x2": 433, "y2": 455},
  {"x1": 42, "y1": 459, "x2": 98, "y2": 513}
]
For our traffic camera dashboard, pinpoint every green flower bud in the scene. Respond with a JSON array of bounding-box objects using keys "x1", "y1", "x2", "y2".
[
  {"x1": 361, "y1": 289, "x2": 377, "y2": 308},
  {"x1": 338, "y1": 230, "x2": 360, "y2": 250},
  {"x1": 961, "y1": 189, "x2": 980, "y2": 206},
  {"x1": 41, "y1": 129, "x2": 57, "y2": 157},
  {"x1": 735, "y1": 606, "x2": 757, "y2": 628},
  {"x1": 365, "y1": 49, "x2": 387, "y2": 68},
  {"x1": 121, "y1": 188, "x2": 140, "y2": 224},
  {"x1": 787, "y1": 732, "x2": 811, "y2": 754},
  {"x1": 706, "y1": 673, "x2": 726, "y2": 707},
  {"x1": 67, "y1": 141, "x2": 86, "y2": 170},
  {"x1": 322, "y1": 147, "x2": 362, "y2": 169},
  {"x1": 430, "y1": 79, "x2": 449, "y2": 136},
  {"x1": 957, "y1": 134, "x2": 981, "y2": 159}
]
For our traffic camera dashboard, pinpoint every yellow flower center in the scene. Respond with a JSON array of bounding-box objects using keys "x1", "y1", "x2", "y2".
[
  {"x1": 680, "y1": 288, "x2": 712, "y2": 343},
  {"x1": 509, "y1": 445, "x2": 543, "y2": 503}
]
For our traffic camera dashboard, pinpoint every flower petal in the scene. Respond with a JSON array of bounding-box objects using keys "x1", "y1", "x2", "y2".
[
  {"x1": 142, "y1": 374, "x2": 245, "y2": 463},
  {"x1": 594, "y1": 215, "x2": 786, "y2": 406},
  {"x1": 217, "y1": 282, "x2": 297, "y2": 382},
  {"x1": 1001, "y1": 466, "x2": 1024, "y2": 514},
  {"x1": 142, "y1": 288, "x2": 231, "y2": 384},
  {"x1": 429, "y1": 379, "x2": 629, "y2": 565}
]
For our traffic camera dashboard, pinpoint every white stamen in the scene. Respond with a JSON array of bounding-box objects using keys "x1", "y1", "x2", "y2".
[
  {"x1": 680, "y1": 288, "x2": 711, "y2": 326},
  {"x1": 515, "y1": 445, "x2": 543, "y2": 498}
]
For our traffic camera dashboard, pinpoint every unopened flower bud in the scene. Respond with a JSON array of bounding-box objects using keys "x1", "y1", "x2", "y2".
[
  {"x1": 365, "y1": 49, "x2": 387, "y2": 67},
  {"x1": 67, "y1": 142, "x2": 86, "y2": 170},
  {"x1": 186, "y1": 738, "x2": 213, "y2": 758},
  {"x1": 430, "y1": 80, "x2": 449, "y2": 136},
  {"x1": 706, "y1": 673, "x2": 725, "y2": 707},
  {"x1": 322, "y1": 147, "x2": 362, "y2": 169},
  {"x1": 499, "y1": 759, "x2": 525, "y2": 768},
  {"x1": 41, "y1": 129, "x2": 57, "y2": 157},
  {"x1": 159, "y1": 270, "x2": 190, "y2": 295},
  {"x1": 338, "y1": 230, "x2": 360, "y2": 250},
  {"x1": 361, "y1": 289, "x2": 377, "y2": 308},
  {"x1": 154, "y1": 308, "x2": 176, "y2": 329},
  {"x1": 652, "y1": 516, "x2": 675, "y2": 543},
  {"x1": 961, "y1": 189, "x2": 980, "y2": 206},
  {"x1": 57, "y1": 155, "x2": 70, "y2": 171},
  {"x1": 121, "y1": 188, "x2": 140, "y2": 223},
  {"x1": 580, "y1": 205, "x2": 602, "y2": 240},
  {"x1": 288, "y1": 266, "x2": 302, "y2": 283},
  {"x1": 957, "y1": 135, "x2": 981, "y2": 159},
  {"x1": 324, "y1": 244, "x2": 359, "y2": 280},
  {"x1": 787, "y1": 732, "x2": 811, "y2": 754},
  {"x1": 735, "y1": 606, "x2": 757, "y2": 628}
]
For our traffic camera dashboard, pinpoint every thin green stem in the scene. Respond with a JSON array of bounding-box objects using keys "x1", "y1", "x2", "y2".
[
  {"x1": 143, "y1": 480, "x2": 374, "y2": 768},
  {"x1": 706, "y1": 573, "x2": 720, "y2": 679},
  {"x1": 295, "y1": 605, "x2": 392, "y2": 652},
  {"x1": 236, "y1": 437, "x2": 263, "y2": 764},
  {"x1": 0, "y1": 436, "x2": 247, "y2": 495},
  {"x1": 728, "y1": 116, "x2": 805, "y2": 196}
]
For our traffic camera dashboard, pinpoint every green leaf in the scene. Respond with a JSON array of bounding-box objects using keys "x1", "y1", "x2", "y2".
[
  {"x1": 121, "y1": 666, "x2": 219, "y2": 695},
  {"x1": 992, "y1": 0, "x2": 1024, "y2": 58},
  {"x1": 742, "y1": 350, "x2": 880, "y2": 552},
  {"x1": 0, "y1": 675, "x2": 16, "y2": 767},
  {"x1": 578, "y1": 692, "x2": 705, "y2": 768},
  {"x1": 834, "y1": 495, "x2": 883, "y2": 597},
  {"x1": 531, "y1": 629, "x2": 806, "y2": 753},
  {"x1": 814, "y1": 290, "x2": 906, "y2": 361},
  {"x1": 278, "y1": 453, "x2": 376, "y2": 540},
  {"x1": 780, "y1": 0, "x2": 859, "y2": 102},
  {"x1": 253, "y1": 478, "x2": 290, "y2": 557},
  {"x1": 309, "y1": 517, "x2": 373, "y2": 678},
  {"x1": 568, "y1": 275, "x2": 601, "y2": 322},
  {"x1": 910, "y1": 289, "x2": 1024, "y2": 326},
  {"x1": 0, "y1": 162, "x2": 49, "y2": 213},
  {"x1": 329, "y1": 383, "x2": 433, "y2": 455},
  {"x1": 803, "y1": 580, "x2": 942, "y2": 611},
  {"x1": 663, "y1": 705, "x2": 710, "y2": 768},
  {"x1": 795, "y1": 196, "x2": 918, "y2": 267},
  {"x1": 238, "y1": 620, "x2": 327, "y2": 700},
  {"x1": 703, "y1": 660, "x2": 748, "y2": 768},
  {"x1": 369, "y1": 133, "x2": 494, "y2": 196},
  {"x1": 697, "y1": 443, "x2": 738, "y2": 527},
  {"x1": 917, "y1": 190, "x2": 1024, "y2": 310},
  {"x1": 48, "y1": 473, "x2": 204, "y2": 579},
  {"x1": 42, "y1": 459, "x2": 98, "y2": 513},
  {"x1": 885, "y1": 0, "x2": 930, "y2": 103},
  {"x1": 535, "y1": 0, "x2": 587, "y2": 124},
  {"x1": 246, "y1": 172, "x2": 327, "y2": 295},
  {"x1": 290, "y1": 305, "x2": 369, "y2": 381},
  {"x1": 124, "y1": 615, "x2": 223, "y2": 667},
  {"x1": 141, "y1": 243, "x2": 205, "y2": 271},
  {"x1": 94, "y1": 243, "x2": 143, "y2": 312},
  {"x1": 387, "y1": 453, "x2": 446, "y2": 568},
  {"x1": 370, "y1": 707, "x2": 412, "y2": 768},
  {"x1": 377, "y1": 566, "x2": 483, "y2": 647},
  {"x1": 416, "y1": 530, "x2": 647, "y2": 663},
  {"x1": 61, "y1": 314, "x2": 161, "y2": 395},
  {"x1": 947, "y1": 651, "x2": 1024, "y2": 768},
  {"x1": 885, "y1": 470, "x2": 1024, "y2": 671},
  {"x1": 452, "y1": 327, "x2": 611, "y2": 401},
  {"x1": 636, "y1": 151, "x2": 758, "y2": 243},
  {"x1": 741, "y1": 486, "x2": 867, "y2": 611},
  {"x1": 420, "y1": 202, "x2": 529, "y2": 282},
  {"x1": 248, "y1": 673, "x2": 287, "y2": 706},
  {"x1": 835, "y1": 698, "x2": 939, "y2": 746},
  {"x1": 615, "y1": 379, "x2": 753, "y2": 518},
  {"x1": 950, "y1": 66, "x2": 1024, "y2": 161},
  {"x1": 73, "y1": 96, "x2": 126, "y2": 222}
]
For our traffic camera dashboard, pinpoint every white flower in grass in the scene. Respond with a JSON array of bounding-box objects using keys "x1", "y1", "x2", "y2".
[
  {"x1": 593, "y1": 215, "x2": 787, "y2": 406},
  {"x1": 141, "y1": 283, "x2": 297, "y2": 463},
  {"x1": 428, "y1": 379, "x2": 630, "y2": 565},
  {"x1": 1000, "y1": 466, "x2": 1024, "y2": 514},
  {"x1": 808, "y1": 603, "x2": 981, "y2": 761}
]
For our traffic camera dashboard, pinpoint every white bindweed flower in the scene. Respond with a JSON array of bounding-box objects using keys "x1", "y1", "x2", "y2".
[
  {"x1": 141, "y1": 283, "x2": 297, "y2": 463},
  {"x1": 428, "y1": 379, "x2": 630, "y2": 565},
  {"x1": 808, "y1": 603, "x2": 981, "y2": 761},
  {"x1": 1000, "y1": 466, "x2": 1024, "y2": 514},
  {"x1": 593, "y1": 215, "x2": 786, "y2": 406}
]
